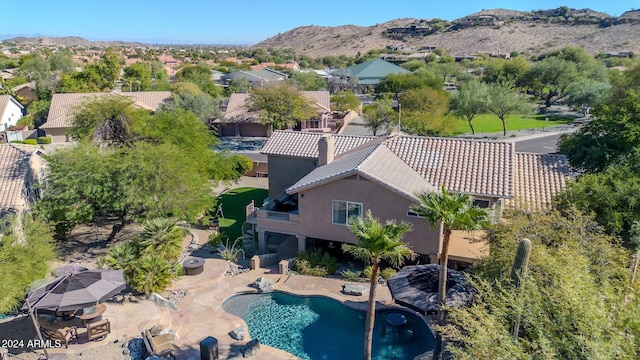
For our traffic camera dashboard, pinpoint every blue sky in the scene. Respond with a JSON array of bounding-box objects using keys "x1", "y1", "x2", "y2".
[{"x1": 1, "y1": 0, "x2": 637, "y2": 45}]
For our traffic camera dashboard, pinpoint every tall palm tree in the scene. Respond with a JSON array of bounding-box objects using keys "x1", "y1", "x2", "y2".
[
  {"x1": 344, "y1": 210, "x2": 415, "y2": 360},
  {"x1": 411, "y1": 185, "x2": 490, "y2": 358}
]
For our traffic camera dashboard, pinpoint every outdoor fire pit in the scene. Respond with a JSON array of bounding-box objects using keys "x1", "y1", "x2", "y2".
[{"x1": 183, "y1": 257, "x2": 205, "y2": 275}]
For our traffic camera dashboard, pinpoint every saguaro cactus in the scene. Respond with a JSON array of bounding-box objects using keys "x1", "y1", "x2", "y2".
[
  {"x1": 510, "y1": 238, "x2": 531, "y2": 340},
  {"x1": 510, "y1": 238, "x2": 532, "y2": 287}
]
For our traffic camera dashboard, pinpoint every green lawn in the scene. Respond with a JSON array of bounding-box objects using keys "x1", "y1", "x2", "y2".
[
  {"x1": 215, "y1": 187, "x2": 268, "y2": 241},
  {"x1": 454, "y1": 114, "x2": 573, "y2": 135}
]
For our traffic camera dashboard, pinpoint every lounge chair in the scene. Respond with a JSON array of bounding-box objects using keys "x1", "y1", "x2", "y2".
[
  {"x1": 142, "y1": 328, "x2": 174, "y2": 358},
  {"x1": 39, "y1": 323, "x2": 78, "y2": 348},
  {"x1": 87, "y1": 318, "x2": 111, "y2": 341}
]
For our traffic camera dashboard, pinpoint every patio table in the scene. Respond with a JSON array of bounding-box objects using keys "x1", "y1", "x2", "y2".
[{"x1": 78, "y1": 303, "x2": 106, "y2": 327}]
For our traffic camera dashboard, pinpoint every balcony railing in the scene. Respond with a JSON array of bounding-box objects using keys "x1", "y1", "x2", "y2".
[{"x1": 265, "y1": 211, "x2": 290, "y2": 221}]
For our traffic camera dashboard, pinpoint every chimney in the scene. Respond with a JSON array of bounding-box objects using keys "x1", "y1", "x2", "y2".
[{"x1": 318, "y1": 135, "x2": 335, "y2": 166}]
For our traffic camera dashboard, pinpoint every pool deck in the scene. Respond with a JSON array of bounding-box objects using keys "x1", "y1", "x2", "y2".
[{"x1": 4, "y1": 256, "x2": 428, "y2": 360}]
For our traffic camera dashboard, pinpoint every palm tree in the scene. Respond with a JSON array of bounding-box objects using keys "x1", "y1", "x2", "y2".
[
  {"x1": 139, "y1": 218, "x2": 187, "y2": 262},
  {"x1": 343, "y1": 210, "x2": 415, "y2": 360},
  {"x1": 411, "y1": 185, "x2": 490, "y2": 358}
]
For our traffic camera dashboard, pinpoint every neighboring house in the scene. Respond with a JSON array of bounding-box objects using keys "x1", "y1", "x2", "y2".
[
  {"x1": 12, "y1": 82, "x2": 38, "y2": 102},
  {"x1": 338, "y1": 58, "x2": 410, "y2": 86},
  {"x1": 251, "y1": 62, "x2": 300, "y2": 71},
  {"x1": 221, "y1": 69, "x2": 287, "y2": 89},
  {"x1": 0, "y1": 95, "x2": 24, "y2": 131},
  {"x1": 249, "y1": 131, "x2": 570, "y2": 265},
  {"x1": 0, "y1": 144, "x2": 45, "y2": 219},
  {"x1": 40, "y1": 91, "x2": 171, "y2": 143},
  {"x1": 216, "y1": 91, "x2": 332, "y2": 137}
]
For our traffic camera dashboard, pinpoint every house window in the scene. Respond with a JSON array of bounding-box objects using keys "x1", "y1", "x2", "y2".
[
  {"x1": 473, "y1": 199, "x2": 491, "y2": 208},
  {"x1": 332, "y1": 200, "x2": 362, "y2": 225},
  {"x1": 309, "y1": 119, "x2": 320, "y2": 128},
  {"x1": 407, "y1": 210, "x2": 425, "y2": 218}
]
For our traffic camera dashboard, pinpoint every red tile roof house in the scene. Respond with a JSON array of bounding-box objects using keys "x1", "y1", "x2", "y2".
[
  {"x1": 216, "y1": 91, "x2": 333, "y2": 137},
  {"x1": 40, "y1": 91, "x2": 172, "y2": 143},
  {"x1": 247, "y1": 130, "x2": 570, "y2": 265}
]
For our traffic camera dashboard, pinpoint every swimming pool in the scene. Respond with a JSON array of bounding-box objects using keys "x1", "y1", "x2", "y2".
[{"x1": 222, "y1": 291, "x2": 433, "y2": 360}]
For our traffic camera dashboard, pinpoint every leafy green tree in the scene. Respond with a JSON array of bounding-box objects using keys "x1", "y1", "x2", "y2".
[
  {"x1": 123, "y1": 62, "x2": 152, "y2": 91},
  {"x1": 69, "y1": 95, "x2": 148, "y2": 145},
  {"x1": 18, "y1": 55, "x2": 55, "y2": 100},
  {"x1": 97, "y1": 47, "x2": 123, "y2": 89},
  {"x1": 246, "y1": 82, "x2": 317, "y2": 130},
  {"x1": 362, "y1": 98, "x2": 394, "y2": 136},
  {"x1": 331, "y1": 90, "x2": 360, "y2": 113},
  {"x1": 376, "y1": 72, "x2": 442, "y2": 100},
  {"x1": 558, "y1": 90, "x2": 640, "y2": 172},
  {"x1": 26, "y1": 100, "x2": 51, "y2": 127},
  {"x1": 176, "y1": 63, "x2": 220, "y2": 97},
  {"x1": 343, "y1": 210, "x2": 414, "y2": 360},
  {"x1": 482, "y1": 57, "x2": 530, "y2": 84},
  {"x1": 555, "y1": 149, "x2": 640, "y2": 237},
  {"x1": 289, "y1": 71, "x2": 325, "y2": 91},
  {"x1": 485, "y1": 82, "x2": 533, "y2": 136},
  {"x1": 411, "y1": 186, "x2": 490, "y2": 358},
  {"x1": 565, "y1": 79, "x2": 611, "y2": 115},
  {"x1": 0, "y1": 215, "x2": 57, "y2": 314},
  {"x1": 226, "y1": 78, "x2": 251, "y2": 94},
  {"x1": 442, "y1": 209, "x2": 637, "y2": 360},
  {"x1": 399, "y1": 86, "x2": 455, "y2": 136},
  {"x1": 38, "y1": 99, "x2": 240, "y2": 237},
  {"x1": 449, "y1": 80, "x2": 488, "y2": 134},
  {"x1": 48, "y1": 52, "x2": 76, "y2": 73},
  {"x1": 521, "y1": 57, "x2": 579, "y2": 107}
]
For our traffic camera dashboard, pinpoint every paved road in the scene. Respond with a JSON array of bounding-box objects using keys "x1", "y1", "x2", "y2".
[{"x1": 513, "y1": 133, "x2": 563, "y2": 154}]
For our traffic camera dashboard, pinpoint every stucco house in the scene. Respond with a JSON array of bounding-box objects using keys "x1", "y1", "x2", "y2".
[
  {"x1": 248, "y1": 130, "x2": 570, "y2": 265},
  {"x1": 0, "y1": 144, "x2": 45, "y2": 220},
  {"x1": 221, "y1": 69, "x2": 287, "y2": 89},
  {"x1": 40, "y1": 91, "x2": 172, "y2": 143},
  {"x1": 216, "y1": 91, "x2": 332, "y2": 137},
  {"x1": 0, "y1": 95, "x2": 24, "y2": 131}
]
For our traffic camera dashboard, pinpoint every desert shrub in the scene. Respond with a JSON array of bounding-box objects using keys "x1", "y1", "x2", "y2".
[
  {"x1": 208, "y1": 230, "x2": 224, "y2": 247},
  {"x1": 380, "y1": 268, "x2": 397, "y2": 280},
  {"x1": 341, "y1": 269, "x2": 361, "y2": 281},
  {"x1": 363, "y1": 265, "x2": 373, "y2": 279},
  {"x1": 129, "y1": 255, "x2": 179, "y2": 295},
  {"x1": 294, "y1": 248, "x2": 339, "y2": 276},
  {"x1": 295, "y1": 260, "x2": 329, "y2": 277},
  {"x1": 38, "y1": 136, "x2": 52, "y2": 144},
  {"x1": 217, "y1": 238, "x2": 245, "y2": 263}
]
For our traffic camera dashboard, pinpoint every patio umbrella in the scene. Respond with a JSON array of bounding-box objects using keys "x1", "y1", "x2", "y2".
[
  {"x1": 21, "y1": 269, "x2": 126, "y2": 359},
  {"x1": 387, "y1": 264, "x2": 475, "y2": 314},
  {"x1": 22, "y1": 269, "x2": 127, "y2": 312}
]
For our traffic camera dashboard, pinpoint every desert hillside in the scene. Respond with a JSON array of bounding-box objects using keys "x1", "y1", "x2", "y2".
[{"x1": 255, "y1": 8, "x2": 640, "y2": 57}]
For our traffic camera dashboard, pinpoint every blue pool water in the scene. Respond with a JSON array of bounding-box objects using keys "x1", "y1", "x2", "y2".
[{"x1": 222, "y1": 292, "x2": 433, "y2": 360}]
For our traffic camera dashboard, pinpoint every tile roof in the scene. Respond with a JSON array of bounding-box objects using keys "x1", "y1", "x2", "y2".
[
  {"x1": 346, "y1": 58, "x2": 410, "y2": 79},
  {"x1": 507, "y1": 153, "x2": 570, "y2": 210},
  {"x1": 0, "y1": 144, "x2": 39, "y2": 217},
  {"x1": 384, "y1": 136, "x2": 514, "y2": 198},
  {"x1": 262, "y1": 132, "x2": 570, "y2": 207},
  {"x1": 287, "y1": 141, "x2": 436, "y2": 200},
  {"x1": 261, "y1": 130, "x2": 376, "y2": 159},
  {"x1": 41, "y1": 91, "x2": 171, "y2": 129},
  {"x1": 223, "y1": 91, "x2": 331, "y2": 124}
]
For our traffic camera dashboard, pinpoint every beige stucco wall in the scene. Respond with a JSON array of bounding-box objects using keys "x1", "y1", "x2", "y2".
[
  {"x1": 295, "y1": 175, "x2": 441, "y2": 255},
  {"x1": 44, "y1": 128, "x2": 71, "y2": 143},
  {"x1": 267, "y1": 155, "x2": 316, "y2": 200}
]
